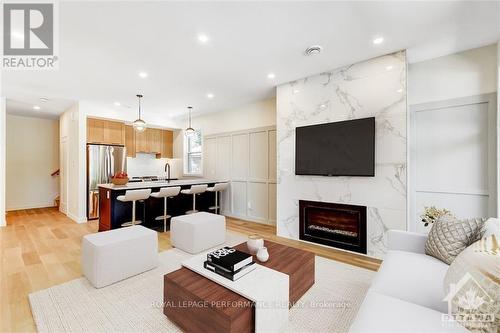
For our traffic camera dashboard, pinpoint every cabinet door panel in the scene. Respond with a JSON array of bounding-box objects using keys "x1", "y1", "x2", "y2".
[
  {"x1": 125, "y1": 125, "x2": 136, "y2": 157},
  {"x1": 104, "y1": 120, "x2": 124, "y2": 145},
  {"x1": 135, "y1": 129, "x2": 149, "y2": 152},
  {"x1": 161, "y1": 130, "x2": 173, "y2": 158},
  {"x1": 249, "y1": 131, "x2": 268, "y2": 180},
  {"x1": 87, "y1": 118, "x2": 105, "y2": 143},
  {"x1": 150, "y1": 129, "x2": 162, "y2": 153}
]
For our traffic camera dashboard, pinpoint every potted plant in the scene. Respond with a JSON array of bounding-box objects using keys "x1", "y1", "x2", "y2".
[{"x1": 420, "y1": 206, "x2": 452, "y2": 227}]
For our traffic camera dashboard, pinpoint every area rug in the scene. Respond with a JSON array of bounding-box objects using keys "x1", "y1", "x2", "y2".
[{"x1": 29, "y1": 232, "x2": 375, "y2": 333}]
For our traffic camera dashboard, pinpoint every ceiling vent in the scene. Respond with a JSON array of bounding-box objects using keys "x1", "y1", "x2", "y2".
[{"x1": 304, "y1": 45, "x2": 323, "y2": 56}]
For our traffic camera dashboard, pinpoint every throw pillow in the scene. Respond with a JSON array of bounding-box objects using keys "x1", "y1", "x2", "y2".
[
  {"x1": 443, "y1": 235, "x2": 499, "y2": 333},
  {"x1": 425, "y1": 215, "x2": 486, "y2": 265},
  {"x1": 482, "y1": 218, "x2": 500, "y2": 239}
]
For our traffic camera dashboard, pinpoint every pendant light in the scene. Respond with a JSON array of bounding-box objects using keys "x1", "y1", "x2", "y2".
[
  {"x1": 185, "y1": 106, "x2": 195, "y2": 136},
  {"x1": 133, "y1": 94, "x2": 146, "y2": 132}
]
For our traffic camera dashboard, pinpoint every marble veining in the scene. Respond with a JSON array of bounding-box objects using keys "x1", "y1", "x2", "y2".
[{"x1": 277, "y1": 51, "x2": 407, "y2": 259}]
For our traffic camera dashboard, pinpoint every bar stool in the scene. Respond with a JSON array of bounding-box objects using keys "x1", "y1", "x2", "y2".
[
  {"x1": 180, "y1": 184, "x2": 208, "y2": 214},
  {"x1": 117, "y1": 189, "x2": 152, "y2": 227},
  {"x1": 150, "y1": 186, "x2": 181, "y2": 232},
  {"x1": 207, "y1": 182, "x2": 228, "y2": 214}
]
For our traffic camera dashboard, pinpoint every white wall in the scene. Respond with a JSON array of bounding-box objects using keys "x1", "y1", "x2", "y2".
[
  {"x1": 191, "y1": 98, "x2": 276, "y2": 136},
  {"x1": 6, "y1": 115, "x2": 59, "y2": 210},
  {"x1": 59, "y1": 103, "x2": 87, "y2": 223},
  {"x1": 409, "y1": 44, "x2": 497, "y2": 105},
  {"x1": 408, "y1": 45, "x2": 498, "y2": 233},
  {"x1": 0, "y1": 97, "x2": 5, "y2": 226}
]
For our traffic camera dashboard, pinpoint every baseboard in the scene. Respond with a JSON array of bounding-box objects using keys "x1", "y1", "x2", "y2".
[
  {"x1": 7, "y1": 203, "x2": 56, "y2": 211},
  {"x1": 222, "y1": 213, "x2": 275, "y2": 226},
  {"x1": 67, "y1": 212, "x2": 87, "y2": 224}
]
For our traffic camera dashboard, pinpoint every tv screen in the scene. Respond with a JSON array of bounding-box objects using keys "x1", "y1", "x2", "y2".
[{"x1": 295, "y1": 117, "x2": 375, "y2": 176}]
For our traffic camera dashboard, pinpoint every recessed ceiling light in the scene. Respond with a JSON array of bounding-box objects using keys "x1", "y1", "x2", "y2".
[
  {"x1": 206, "y1": 93, "x2": 214, "y2": 99},
  {"x1": 267, "y1": 72, "x2": 275, "y2": 79},
  {"x1": 385, "y1": 65, "x2": 393, "y2": 71},
  {"x1": 293, "y1": 89, "x2": 300, "y2": 94},
  {"x1": 397, "y1": 88, "x2": 403, "y2": 93},
  {"x1": 138, "y1": 71, "x2": 148, "y2": 78},
  {"x1": 114, "y1": 102, "x2": 121, "y2": 106},
  {"x1": 304, "y1": 45, "x2": 323, "y2": 56},
  {"x1": 39, "y1": 97, "x2": 49, "y2": 103},
  {"x1": 320, "y1": 104, "x2": 327, "y2": 108},
  {"x1": 373, "y1": 37, "x2": 384, "y2": 45},
  {"x1": 33, "y1": 105, "x2": 41, "y2": 110},
  {"x1": 198, "y1": 34, "x2": 209, "y2": 43}
]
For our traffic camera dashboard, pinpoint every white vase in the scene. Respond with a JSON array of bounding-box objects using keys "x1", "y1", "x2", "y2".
[
  {"x1": 256, "y1": 247, "x2": 269, "y2": 262},
  {"x1": 247, "y1": 234, "x2": 264, "y2": 254}
]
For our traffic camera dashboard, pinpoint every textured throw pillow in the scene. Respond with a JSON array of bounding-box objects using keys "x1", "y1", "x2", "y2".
[
  {"x1": 425, "y1": 215, "x2": 486, "y2": 265},
  {"x1": 443, "y1": 235, "x2": 499, "y2": 333},
  {"x1": 482, "y1": 218, "x2": 500, "y2": 239}
]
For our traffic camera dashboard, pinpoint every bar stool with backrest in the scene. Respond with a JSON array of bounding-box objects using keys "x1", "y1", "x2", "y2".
[
  {"x1": 206, "y1": 182, "x2": 228, "y2": 215},
  {"x1": 180, "y1": 184, "x2": 208, "y2": 214},
  {"x1": 117, "y1": 189, "x2": 152, "y2": 227},
  {"x1": 150, "y1": 186, "x2": 181, "y2": 232}
]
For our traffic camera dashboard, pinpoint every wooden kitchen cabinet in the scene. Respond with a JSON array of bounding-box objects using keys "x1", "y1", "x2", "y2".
[
  {"x1": 87, "y1": 118, "x2": 125, "y2": 145},
  {"x1": 135, "y1": 129, "x2": 149, "y2": 153},
  {"x1": 87, "y1": 118, "x2": 105, "y2": 143},
  {"x1": 125, "y1": 125, "x2": 136, "y2": 157},
  {"x1": 161, "y1": 130, "x2": 173, "y2": 158},
  {"x1": 104, "y1": 120, "x2": 125, "y2": 145},
  {"x1": 150, "y1": 128, "x2": 162, "y2": 154}
]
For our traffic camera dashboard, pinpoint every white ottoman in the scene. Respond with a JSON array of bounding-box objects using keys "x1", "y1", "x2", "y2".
[
  {"x1": 170, "y1": 212, "x2": 226, "y2": 254},
  {"x1": 82, "y1": 225, "x2": 158, "y2": 288}
]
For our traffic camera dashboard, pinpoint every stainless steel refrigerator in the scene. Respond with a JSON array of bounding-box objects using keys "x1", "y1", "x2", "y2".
[{"x1": 87, "y1": 144, "x2": 127, "y2": 220}]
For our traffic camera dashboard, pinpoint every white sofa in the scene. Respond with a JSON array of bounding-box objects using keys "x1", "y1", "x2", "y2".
[{"x1": 349, "y1": 230, "x2": 468, "y2": 333}]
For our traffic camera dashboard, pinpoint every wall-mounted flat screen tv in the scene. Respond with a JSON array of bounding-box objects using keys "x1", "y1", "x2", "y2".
[{"x1": 295, "y1": 117, "x2": 375, "y2": 176}]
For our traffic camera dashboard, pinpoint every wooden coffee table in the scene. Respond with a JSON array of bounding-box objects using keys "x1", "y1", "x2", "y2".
[{"x1": 164, "y1": 240, "x2": 315, "y2": 333}]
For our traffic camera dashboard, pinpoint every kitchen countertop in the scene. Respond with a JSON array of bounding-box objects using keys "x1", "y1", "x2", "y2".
[{"x1": 98, "y1": 178, "x2": 227, "y2": 190}]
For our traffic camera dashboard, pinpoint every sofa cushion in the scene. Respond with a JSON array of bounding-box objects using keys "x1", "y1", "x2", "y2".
[
  {"x1": 349, "y1": 290, "x2": 469, "y2": 332},
  {"x1": 425, "y1": 215, "x2": 486, "y2": 265},
  {"x1": 444, "y1": 235, "x2": 499, "y2": 332},
  {"x1": 370, "y1": 250, "x2": 449, "y2": 313}
]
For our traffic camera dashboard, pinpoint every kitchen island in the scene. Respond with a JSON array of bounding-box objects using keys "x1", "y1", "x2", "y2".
[{"x1": 98, "y1": 179, "x2": 226, "y2": 231}]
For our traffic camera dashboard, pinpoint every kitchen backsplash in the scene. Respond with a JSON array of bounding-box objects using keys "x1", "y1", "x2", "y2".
[{"x1": 127, "y1": 153, "x2": 182, "y2": 178}]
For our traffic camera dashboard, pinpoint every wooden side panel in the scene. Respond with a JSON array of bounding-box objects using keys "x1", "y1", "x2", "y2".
[
  {"x1": 98, "y1": 187, "x2": 111, "y2": 231},
  {"x1": 161, "y1": 130, "x2": 173, "y2": 158},
  {"x1": 104, "y1": 120, "x2": 125, "y2": 145},
  {"x1": 150, "y1": 128, "x2": 162, "y2": 153},
  {"x1": 135, "y1": 129, "x2": 149, "y2": 153},
  {"x1": 87, "y1": 118, "x2": 105, "y2": 143},
  {"x1": 125, "y1": 125, "x2": 136, "y2": 157}
]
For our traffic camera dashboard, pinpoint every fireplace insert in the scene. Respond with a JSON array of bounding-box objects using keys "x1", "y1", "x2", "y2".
[{"x1": 299, "y1": 200, "x2": 367, "y2": 254}]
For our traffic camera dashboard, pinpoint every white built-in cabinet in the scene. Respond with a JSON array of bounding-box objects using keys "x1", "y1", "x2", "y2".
[{"x1": 204, "y1": 126, "x2": 277, "y2": 225}]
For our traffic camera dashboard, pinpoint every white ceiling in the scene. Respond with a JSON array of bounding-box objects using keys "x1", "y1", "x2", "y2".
[{"x1": 3, "y1": 1, "x2": 500, "y2": 122}]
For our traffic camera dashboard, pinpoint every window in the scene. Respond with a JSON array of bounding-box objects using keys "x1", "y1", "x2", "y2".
[{"x1": 184, "y1": 130, "x2": 203, "y2": 175}]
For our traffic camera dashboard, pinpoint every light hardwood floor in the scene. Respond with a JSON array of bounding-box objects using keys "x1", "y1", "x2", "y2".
[{"x1": 1, "y1": 207, "x2": 381, "y2": 333}]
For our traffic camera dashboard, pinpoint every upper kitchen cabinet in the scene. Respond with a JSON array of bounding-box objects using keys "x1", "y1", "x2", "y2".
[
  {"x1": 125, "y1": 125, "x2": 136, "y2": 157},
  {"x1": 87, "y1": 118, "x2": 125, "y2": 145},
  {"x1": 161, "y1": 130, "x2": 173, "y2": 158},
  {"x1": 135, "y1": 128, "x2": 150, "y2": 153},
  {"x1": 149, "y1": 128, "x2": 162, "y2": 154},
  {"x1": 87, "y1": 118, "x2": 105, "y2": 143}
]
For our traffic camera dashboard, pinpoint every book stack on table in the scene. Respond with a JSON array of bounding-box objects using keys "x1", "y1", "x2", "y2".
[{"x1": 204, "y1": 247, "x2": 256, "y2": 281}]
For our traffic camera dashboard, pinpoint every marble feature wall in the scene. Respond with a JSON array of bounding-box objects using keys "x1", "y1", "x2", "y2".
[{"x1": 276, "y1": 51, "x2": 407, "y2": 259}]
